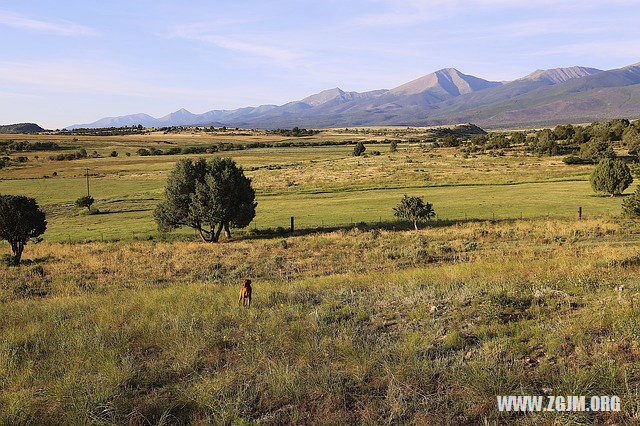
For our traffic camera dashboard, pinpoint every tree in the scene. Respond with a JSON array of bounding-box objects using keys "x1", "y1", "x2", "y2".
[
  {"x1": 0, "y1": 195, "x2": 46, "y2": 265},
  {"x1": 531, "y1": 130, "x2": 558, "y2": 155},
  {"x1": 154, "y1": 158, "x2": 256, "y2": 242},
  {"x1": 389, "y1": 140, "x2": 398, "y2": 152},
  {"x1": 590, "y1": 158, "x2": 633, "y2": 196},
  {"x1": 393, "y1": 195, "x2": 435, "y2": 231},
  {"x1": 75, "y1": 195, "x2": 94, "y2": 212},
  {"x1": 510, "y1": 132, "x2": 526, "y2": 145},
  {"x1": 353, "y1": 142, "x2": 366, "y2": 156},
  {"x1": 622, "y1": 186, "x2": 640, "y2": 218},
  {"x1": 580, "y1": 138, "x2": 615, "y2": 163},
  {"x1": 110, "y1": 150, "x2": 118, "y2": 157}
]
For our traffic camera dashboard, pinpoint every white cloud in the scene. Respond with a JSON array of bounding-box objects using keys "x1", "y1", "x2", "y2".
[
  {"x1": 0, "y1": 10, "x2": 97, "y2": 36},
  {"x1": 170, "y1": 23, "x2": 300, "y2": 62}
]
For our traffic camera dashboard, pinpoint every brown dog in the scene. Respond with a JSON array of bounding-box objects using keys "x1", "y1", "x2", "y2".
[{"x1": 238, "y1": 279, "x2": 252, "y2": 307}]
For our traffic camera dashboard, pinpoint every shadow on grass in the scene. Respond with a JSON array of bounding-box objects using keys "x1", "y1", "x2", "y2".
[
  {"x1": 241, "y1": 217, "x2": 526, "y2": 241},
  {"x1": 0, "y1": 254, "x2": 54, "y2": 267}
]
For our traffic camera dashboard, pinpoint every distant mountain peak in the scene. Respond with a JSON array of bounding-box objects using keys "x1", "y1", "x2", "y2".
[
  {"x1": 390, "y1": 68, "x2": 501, "y2": 97},
  {"x1": 522, "y1": 66, "x2": 602, "y2": 84},
  {"x1": 301, "y1": 88, "x2": 346, "y2": 106}
]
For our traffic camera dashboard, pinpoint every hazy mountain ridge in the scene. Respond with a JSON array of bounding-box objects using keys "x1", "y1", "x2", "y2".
[
  {"x1": 67, "y1": 63, "x2": 640, "y2": 129},
  {"x1": 0, "y1": 123, "x2": 45, "y2": 133}
]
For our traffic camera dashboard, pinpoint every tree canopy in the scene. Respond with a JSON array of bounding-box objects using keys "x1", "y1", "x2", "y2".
[
  {"x1": 590, "y1": 158, "x2": 633, "y2": 196},
  {"x1": 154, "y1": 158, "x2": 256, "y2": 242},
  {"x1": 75, "y1": 195, "x2": 94, "y2": 212},
  {"x1": 0, "y1": 195, "x2": 47, "y2": 264},
  {"x1": 393, "y1": 195, "x2": 435, "y2": 230}
]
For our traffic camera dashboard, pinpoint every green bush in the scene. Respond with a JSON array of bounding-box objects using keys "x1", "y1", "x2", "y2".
[
  {"x1": 75, "y1": 195, "x2": 95, "y2": 212},
  {"x1": 590, "y1": 158, "x2": 633, "y2": 196},
  {"x1": 563, "y1": 155, "x2": 589, "y2": 165},
  {"x1": 622, "y1": 186, "x2": 640, "y2": 218},
  {"x1": 353, "y1": 142, "x2": 366, "y2": 157}
]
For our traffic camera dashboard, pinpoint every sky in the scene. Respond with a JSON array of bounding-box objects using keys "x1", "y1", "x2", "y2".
[{"x1": 1, "y1": 0, "x2": 639, "y2": 129}]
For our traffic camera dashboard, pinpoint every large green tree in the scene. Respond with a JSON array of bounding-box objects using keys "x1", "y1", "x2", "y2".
[
  {"x1": 0, "y1": 195, "x2": 47, "y2": 265},
  {"x1": 154, "y1": 158, "x2": 256, "y2": 242},
  {"x1": 590, "y1": 158, "x2": 633, "y2": 197}
]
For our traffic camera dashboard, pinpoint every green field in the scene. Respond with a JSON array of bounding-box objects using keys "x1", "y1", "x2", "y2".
[{"x1": 0, "y1": 129, "x2": 630, "y2": 241}]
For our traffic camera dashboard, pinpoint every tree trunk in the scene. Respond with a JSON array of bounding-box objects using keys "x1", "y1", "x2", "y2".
[
  {"x1": 224, "y1": 222, "x2": 232, "y2": 238},
  {"x1": 213, "y1": 223, "x2": 224, "y2": 242},
  {"x1": 198, "y1": 226, "x2": 213, "y2": 242},
  {"x1": 414, "y1": 220, "x2": 418, "y2": 231},
  {"x1": 10, "y1": 241, "x2": 24, "y2": 265}
]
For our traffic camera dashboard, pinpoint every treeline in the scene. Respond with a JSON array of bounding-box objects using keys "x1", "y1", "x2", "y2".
[
  {"x1": 135, "y1": 139, "x2": 394, "y2": 157},
  {"x1": 430, "y1": 119, "x2": 640, "y2": 162},
  {"x1": 265, "y1": 127, "x2": 321, "y2": 137},
  {"x1": 60, "y1": 125, "x2": 148, "y2": 136},
  {"x1": 0, "y1": 140, "x2": 61, "y2": 153}
]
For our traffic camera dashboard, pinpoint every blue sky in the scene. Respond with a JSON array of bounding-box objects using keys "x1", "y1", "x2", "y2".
[{"x1": 1, "y1": 0, "x2": 639, "y2": 128}]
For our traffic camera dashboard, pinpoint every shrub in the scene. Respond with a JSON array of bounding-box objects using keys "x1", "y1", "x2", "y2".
[
  {"x1": 622, "y1": 186, "x2": 640, "y2": 218},
  {"x1": 137, "y1": 148, "x2": 151, "y2": 156},
  {"x1": 110, "y1": 151, "x2": 118, "y2": 157},
  {"x1": 590, "y1": 158, "x2": 633, "y2": 196},
  {"x1": 530, "y1": 130, "x2": 558, "y2": 155},
  {"x1": 440, "y1": 135, "x2": 460, "y2": 147},
  {"x1": 75, "y1": 195, "x2": 95, "y2": 212},
  {"x1": 389, "y1": 141, "x2": 398, "y2": 152},
  {"x1": 563, "y1": 155, "x2": 589, "y2": 165},
  {"x1": 353, "y1": 142, "x2": 366, "y2": 157}
]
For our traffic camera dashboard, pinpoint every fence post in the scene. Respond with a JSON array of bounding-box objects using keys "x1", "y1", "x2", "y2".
[
  {"x1": 578, "y1": 207, "x2": 582, "y2": 220},
  {"x1": 290, "y1": 216, "x2": 294, "y2": 234}
]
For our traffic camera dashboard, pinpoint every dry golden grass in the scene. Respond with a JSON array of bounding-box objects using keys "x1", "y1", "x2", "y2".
[{"x1": 3, "y1": 218, "x2": 640, "y2": 424}]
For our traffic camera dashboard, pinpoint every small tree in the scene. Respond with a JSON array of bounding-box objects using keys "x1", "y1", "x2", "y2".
[
  {"x1": 110, "y1": 151, "x2": 118, "y2": 157},
  {"x1": 353, "y1": 142, "x2": 366, "y2": 156},
  {"x1": 590, "y1": 158, "x2": 633, "y2": 196},
  {"x1": 75, "y1": 195, "x2": 94, "y2": 212},
  {"x1": 622, "y1": 186, "x2": 640, "y2": 218},
  {"x1": 154, "y1": 158, "x2": 256, "y2": 242},
  {"x1": 389, "y1": 141, "x2": 398, "y2": 152},
  {"x1": 0, "y1": 195, "x2": 47, "y2": 265},
  {"x1": 393, "y1": 195, "x2": 435, "y2": 231}
]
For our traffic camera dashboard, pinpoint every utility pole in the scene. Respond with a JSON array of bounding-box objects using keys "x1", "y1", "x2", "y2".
[{"x1": 86, "y1": 169, "x2": 90, "y2": 197}]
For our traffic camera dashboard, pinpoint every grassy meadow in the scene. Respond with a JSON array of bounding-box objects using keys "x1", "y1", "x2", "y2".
[{"x1": 1, "y1": 126, "x2": 640, "y2": 424}]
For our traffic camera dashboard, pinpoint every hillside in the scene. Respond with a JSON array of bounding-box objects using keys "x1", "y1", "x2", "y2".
[{"x1": 0, "y1": 123, "x2": 45, "y2": 133}]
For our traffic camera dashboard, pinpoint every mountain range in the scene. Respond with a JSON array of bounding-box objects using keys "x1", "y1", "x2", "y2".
[{"x1": 67, "y1": 63, "x2": 640, "y2": 129}]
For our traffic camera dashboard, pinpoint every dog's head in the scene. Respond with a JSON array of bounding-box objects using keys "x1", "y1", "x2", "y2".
[{"x1": 242, "y1": 279, "x2": 251, "y2": 287}]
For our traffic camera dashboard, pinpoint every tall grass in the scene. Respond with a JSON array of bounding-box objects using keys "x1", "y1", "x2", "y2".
[{"x1": 2, "y1": 218, "x2": 640, "y2": 423}]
